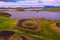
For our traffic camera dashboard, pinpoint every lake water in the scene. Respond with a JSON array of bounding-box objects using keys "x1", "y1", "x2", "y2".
[{"x1": 6, "y1": 11, "x2": 60, "y2": 20}]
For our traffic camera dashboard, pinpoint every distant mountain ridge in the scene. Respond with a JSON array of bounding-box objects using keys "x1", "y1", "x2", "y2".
[
  {"x1": 0, "y1": 6, "x2": 60, "y2": 9},
  {"x1": 44, "y1": 6, "x2": 60, "y2": 8}
]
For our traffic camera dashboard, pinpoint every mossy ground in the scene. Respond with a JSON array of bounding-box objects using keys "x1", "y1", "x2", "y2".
[{"x1": 0, "y1": 17, "x2": 60, "y2": 40}]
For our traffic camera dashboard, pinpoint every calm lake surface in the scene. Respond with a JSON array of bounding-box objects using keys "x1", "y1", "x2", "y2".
[{"x1": 6, "y1": 11, "x2": 60, "y2": 20}]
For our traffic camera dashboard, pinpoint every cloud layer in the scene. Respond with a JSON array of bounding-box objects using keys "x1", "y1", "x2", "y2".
[{"x1": 0, "y1": 0, "x2": 60, "y2": 8}]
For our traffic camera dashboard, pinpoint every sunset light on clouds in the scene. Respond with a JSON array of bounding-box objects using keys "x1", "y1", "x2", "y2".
[{"x1": 0, "y1": 0, "x2": 60, "y2": 7}]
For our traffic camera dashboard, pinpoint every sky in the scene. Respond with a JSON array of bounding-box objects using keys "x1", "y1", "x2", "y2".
[
  {"x1": 0, "y1": 0, "x2": 17, "y2": 2},
  {"x1": 0, "y1": 0, "x2": 60, "y2": 8}
]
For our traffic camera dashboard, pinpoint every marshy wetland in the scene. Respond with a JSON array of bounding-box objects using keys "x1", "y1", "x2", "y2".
[{"x1": 0, "y1": 8, "x2": 60, "y2": 40}]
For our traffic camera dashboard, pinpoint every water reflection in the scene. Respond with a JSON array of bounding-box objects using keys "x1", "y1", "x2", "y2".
[{"x1": 6, "y1": 11, "x2": 60, "y2": 20}]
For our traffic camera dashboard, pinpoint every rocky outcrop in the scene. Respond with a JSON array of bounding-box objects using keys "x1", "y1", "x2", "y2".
[
  {"x1": 56, "y1": 23, "x2": 60, "y2": 27},
  {"x1": 0, "y1": 12, "x2": 11, "y2": 17}
]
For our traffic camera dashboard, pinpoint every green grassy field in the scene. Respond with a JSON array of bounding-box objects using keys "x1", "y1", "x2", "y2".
[{"x1": 0, "y1": 17, "x2": 60, "y2": 40}]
